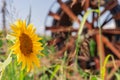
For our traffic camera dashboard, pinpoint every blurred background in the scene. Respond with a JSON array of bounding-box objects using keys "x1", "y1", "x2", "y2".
[
  {"x1": 0, "y1": 0, "x2": 116, "y2": 36},
  {"x1": 0, "y1": 0, "x2": 56, "y2": 35}
]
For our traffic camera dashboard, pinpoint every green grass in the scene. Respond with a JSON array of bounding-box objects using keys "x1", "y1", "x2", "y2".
[{"x1": 0, "y1": 35, "x2": 119, "y2": 80}]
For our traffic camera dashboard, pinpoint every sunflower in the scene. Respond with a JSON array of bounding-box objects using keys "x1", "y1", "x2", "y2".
[{"x1": 10, "y1": 20, "x2": 43, "y2": 72}]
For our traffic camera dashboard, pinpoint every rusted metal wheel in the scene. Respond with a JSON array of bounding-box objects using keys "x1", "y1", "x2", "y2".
[{"x1": 45, "y1": 0, "x2": 120, "y2": 79}]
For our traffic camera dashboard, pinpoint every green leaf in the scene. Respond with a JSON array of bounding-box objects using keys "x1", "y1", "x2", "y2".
[
  {"x1": 90, "y1": 76, "x2": 102, "y2": 80},
  {"x1": 0, "y1": 53, "x2": 12, "y2": 80},
  {"x1": 90, "y1": 39, "x2": 96, "y2": 57},
  {"x1": 91, "y1": 76, "x2": 97, "y2": 80},
  {"x1": 26, "y1": 6, "x2": 31, "y2": 26},
  {"x1": 50, "y1": 65, "x2": 60, "y2": 80},
  {"x1": 101, "y1": 54, "x2": 116, "y2": 80},
  {"x1": 78, "y1": 9, "x2": 98, "y2": 36},
  {"x1": 115, "y1": 73, "x2": 120, "y2": 80},
  {"x1": 2, "y1": 54, "x2": 12, "y2": 68},
  {"x1": 0, "y1": 40, "x2": 3, "y2": 47},
  {"x1": 6, "y1": 34, "x2": 16, "y2": 43},
  {"x1": 0, "y1": 62, "x2": 3, "y2": 79},
  {"x1": 76, "y1": 9, "x2": 99, "y2": 54}
]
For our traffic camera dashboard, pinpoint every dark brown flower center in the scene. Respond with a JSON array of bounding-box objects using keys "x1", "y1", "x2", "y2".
[{"x1": 19, "y1": 33, "x2": 33, "y2": 56}]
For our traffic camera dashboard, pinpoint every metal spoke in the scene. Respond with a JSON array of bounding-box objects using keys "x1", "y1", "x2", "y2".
[{"x1": 49, "y1": 11, "x2": 61, "y2": 20}]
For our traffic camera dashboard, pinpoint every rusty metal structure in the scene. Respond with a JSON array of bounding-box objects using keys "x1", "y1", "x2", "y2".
[{"x1": 45, "y1": 0, "x2": 120, "y2": 79}]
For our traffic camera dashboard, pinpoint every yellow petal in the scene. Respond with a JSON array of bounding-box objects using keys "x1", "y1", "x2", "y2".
[{"x1": 21, "y1": 56, "x2": 26, "y2": 70}]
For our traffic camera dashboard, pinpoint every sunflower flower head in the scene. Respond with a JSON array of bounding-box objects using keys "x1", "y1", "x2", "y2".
[{"x1": 10, "y1": 20, "x2": 43, "y2": 72}]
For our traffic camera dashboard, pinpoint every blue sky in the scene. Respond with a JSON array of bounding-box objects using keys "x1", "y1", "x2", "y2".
[
  {"x1": 0, "y1": 0, "x2": 55, "y2": 35},
  {"x1": 0, "y1": 0, "x2": 117, "y2": 35}
]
